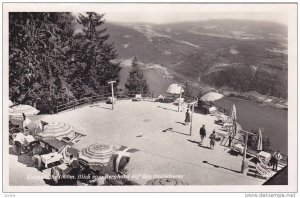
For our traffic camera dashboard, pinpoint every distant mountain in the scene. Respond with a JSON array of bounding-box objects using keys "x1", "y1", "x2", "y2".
[{"x1": 102, "y1": 20, "x2": 288, "y2": 98}]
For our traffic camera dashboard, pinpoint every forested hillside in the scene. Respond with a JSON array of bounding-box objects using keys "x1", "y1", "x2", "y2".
[
  {"x1": 9, "y1": 12, "x2": 120, "y2": 113},
  {"x1": 105, "y1": 20, "x2": 288, "y2": 99}
]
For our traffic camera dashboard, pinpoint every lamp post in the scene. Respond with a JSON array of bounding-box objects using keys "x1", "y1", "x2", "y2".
[
  {"x1": 108, "y1": 81, "x2": 116, "y2": 110},
  {"x1": 178, "y1": 86, "x2": 183, "y2": 112},
  {"x1": 240, "y1": 129, "x2": 255, "y2": 173},
  {"x1": 189, "y1": 100, "x2": 197, "y2": 136}
]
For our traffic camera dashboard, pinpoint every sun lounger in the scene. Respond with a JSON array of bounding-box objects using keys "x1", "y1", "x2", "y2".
[
  {"x1": 135, "y1": 94, "x2": 143, "y2": 101},
  {"x1": 233, "y1": 143, "x2": 244, "y2": 155}
]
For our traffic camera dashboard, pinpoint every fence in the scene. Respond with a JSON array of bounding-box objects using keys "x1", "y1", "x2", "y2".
[{"x1": 56, "y1": 91, "x2": 188, "y2": 113}]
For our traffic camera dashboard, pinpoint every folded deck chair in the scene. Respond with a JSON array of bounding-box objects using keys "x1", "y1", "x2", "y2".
[{"x1": 255, "y1": 159, "x2": 273, "y2": 179}]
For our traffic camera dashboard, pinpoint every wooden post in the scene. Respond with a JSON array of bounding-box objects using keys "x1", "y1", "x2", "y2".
[
  {"x1": 240, "y1": 130, "x2": 255, "y2": 173},
  {"x1": 108, "y1": 81, "x2": 116, "y2": 110}
]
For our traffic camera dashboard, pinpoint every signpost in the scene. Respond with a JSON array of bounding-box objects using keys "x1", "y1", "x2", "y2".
[{"x1": 108, "y1": 81, "x2": 116, "y2": 110}]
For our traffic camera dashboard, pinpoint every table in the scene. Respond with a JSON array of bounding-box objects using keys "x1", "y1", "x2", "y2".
[
  {"x1": 257, "y1": 151, "x2": 271, "y2": 163},
  {"x1": 41, "y1": 152, "x2": 63, "y2": 168},
  {"x1": 233, "y1": 143, "x2": 244, "y2": 154}
]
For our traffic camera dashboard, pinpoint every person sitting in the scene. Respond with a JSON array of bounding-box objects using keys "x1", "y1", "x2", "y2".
[
  {"x1": 51, "y1": 166, "x2": 60, "y2": 185},
  {"x1": 31, "y1": 143, "x2": 48, "y2": 171},
  {"x1": 88, "y1": 170, "x2": 106, "y2": 186}
]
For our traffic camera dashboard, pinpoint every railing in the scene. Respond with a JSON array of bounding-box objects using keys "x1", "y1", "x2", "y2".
[{"x1": 56, "y1": 91, "x2": 190, "y2": 113}]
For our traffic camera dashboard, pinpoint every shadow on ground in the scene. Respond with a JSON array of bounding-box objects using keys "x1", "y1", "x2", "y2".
[
  {"x1": 18, "y1": 154, "x2": 35, "y2": 167},
  {"x1": 157, "y1": 106, "x2": 177, "y2": 112},
  {"x1": 187, "y1": 139, "x2": 211, "y2": 149},
  {"x1": 202, "y1": 160, "x2": 241, "y2": 174}
]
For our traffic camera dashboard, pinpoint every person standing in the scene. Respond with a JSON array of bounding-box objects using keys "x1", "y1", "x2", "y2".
[
  {"x1": 272, "y1": 150, "x2": 282, "y2": 171},
  {"x1": 184, "y1": 109, "x2": 191, "y2": 125},
  {"x1": 209, "y1": 130, "x2": 217, "y2": 149},
  {"x1": 199, "y1": 125, "x2": 206, "y2": 144},
  {"x1": 228, "y1": 132, "x2": 233, "y2": 147}
]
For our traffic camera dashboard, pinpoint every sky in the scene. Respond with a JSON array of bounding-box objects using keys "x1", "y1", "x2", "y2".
[
  {"x1": 71, "y1": 4, "x2": 291, "y2": 25},
  {"x1": 102, "y1": 12, "x2": 288, "y2": 25}
]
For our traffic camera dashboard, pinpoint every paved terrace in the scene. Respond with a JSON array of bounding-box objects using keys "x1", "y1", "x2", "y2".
[{"x1": 10, "y1": 100, "x2": 267, "y2": 185}]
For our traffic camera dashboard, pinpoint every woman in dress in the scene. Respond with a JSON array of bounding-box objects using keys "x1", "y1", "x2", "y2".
[{"x1": 184, "y1": 109, "x2": 191, "y2": 125}]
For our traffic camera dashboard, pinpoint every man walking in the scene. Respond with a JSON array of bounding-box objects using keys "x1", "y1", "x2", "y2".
[
  {"x1": 199, "y1": 125, "x2": 206, "y2": 144},
  {"x1": 272, "y1": 150, "x2": 282, "y2": 171}
]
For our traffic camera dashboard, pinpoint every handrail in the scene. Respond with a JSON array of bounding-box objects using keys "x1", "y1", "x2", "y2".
[{"x1": 56, "y1": 90, "x2": 193, "y2": 113}]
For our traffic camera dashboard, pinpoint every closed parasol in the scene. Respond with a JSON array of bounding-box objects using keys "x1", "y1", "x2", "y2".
[
  {"x1": 201, "y1": 92, "x2": 223, "y2": 102},
  {"x1": 230, "y1": 104, "x2": 237, "y2": 122},
  {"x1": 167, "y1": 84, "x2": 184, "y2": 95},
  {"x1": 36, "y1": 122, "x2": 74, "y2": 140},
  {"x1": 146, "y1": 178, "x2": 187, "y2": 185},
  {"x1": 78, "y1": 143, "x2": 116, "y2": 167},
  {"x1": 9, "y1": 105, "x2": 40, "y2": 126},
  {"x1": 257, "y1": 128, "x2": 263, "y2": 151}
]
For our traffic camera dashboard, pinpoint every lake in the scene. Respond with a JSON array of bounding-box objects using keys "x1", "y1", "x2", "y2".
[{"x1": 118, "y1": 67, "x2": 288, "y2": 155}]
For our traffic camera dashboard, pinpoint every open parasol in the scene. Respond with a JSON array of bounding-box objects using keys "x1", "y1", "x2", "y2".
[
  {"x1": 78, "y1": 143, "x2": 116, "y2": 167},
  {"x1": 9, "y1": 105, "x2": 39, "y2": 126},
  {"x1": 9, "y1": 100, "x2": 13, "y2": 107},
  {"x1": 201, "y1": 92, "x2": 223, "y2": 102},
  {"x1": 146, "y1": 178, "x2": 187, "y2": 185},
  {"x1": 167, "y1": 84, "x2": 184, "y2": 95},
  {"x1": 36, "y1": 122, "x2": 74, "y2": 140}
]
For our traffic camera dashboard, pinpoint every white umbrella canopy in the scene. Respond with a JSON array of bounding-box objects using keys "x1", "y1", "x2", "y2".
[
  {"x1": 201, "y1": 92, "x2": 224, "y2": 102},
  {"x1": 9, "y1": 100, "x2": 13, "y2": 107},
  {"x1": 167, "y1": 84, "x2": 184, "y2": 95},
  {"x1": 257, "y1": 129, "x2": 263, "y2": 151},
  {"x1": 9, "y1": 105, "x2": 39, "y2": 126},
  {"x1": 78, "y1": 143, "x2": 116, "y2": 167},
  {"x1": 36, "y1": 122, "x2": 74, "y2": 140}
]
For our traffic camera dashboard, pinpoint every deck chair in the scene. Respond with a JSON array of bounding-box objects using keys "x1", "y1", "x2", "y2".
[{"x1": 255, "y1": 158, "x2": 273, "y2": 179}]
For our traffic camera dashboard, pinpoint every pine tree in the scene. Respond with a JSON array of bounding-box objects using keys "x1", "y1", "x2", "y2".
[
  {"x1": 125, "y1": 57, "x2": 149, "y2": 94},
  {"x1": 9, "y1": 12, "x2": 76, "y2": 113},
  {"x1": 72, "y1": 12, "x2": 120, "y2": 97}
]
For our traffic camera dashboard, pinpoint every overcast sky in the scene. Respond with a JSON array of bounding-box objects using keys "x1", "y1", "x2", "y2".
[
  {"x1": 102, "y1": 12, "x2": 287, "y2": 25},
  {"x1": 71, "y1": 4, "x2": 291, "y2": 25}
]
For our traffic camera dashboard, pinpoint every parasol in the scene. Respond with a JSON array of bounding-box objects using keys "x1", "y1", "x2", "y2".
[
  {"x1": 9, "y1": 100, "x2": 13, "y2": 107},
  {"x1": 36, "y1": 122, "x2": 74, "y2": 140},
  {"x1": 167, "y1": 84, "x2": 184, "y2": 95},
  {"x1": 146, "y1": 178, "x2": 187, "y2": 185},
  {"x1": 78, "y1": 143, "x2": 116, "y2": 167},
  {"x1": 230, "y1": 104, "x2": 237, "y2": 122},
  {"x1": 257, "y1": 129, "x2": 263, "y2": 151},
  {"x1": 201, "y1": 92, "x2": 223, "y2": 102},
  {"x1": 9, "y1": 105, "x2": 39, "y2": 126}
]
